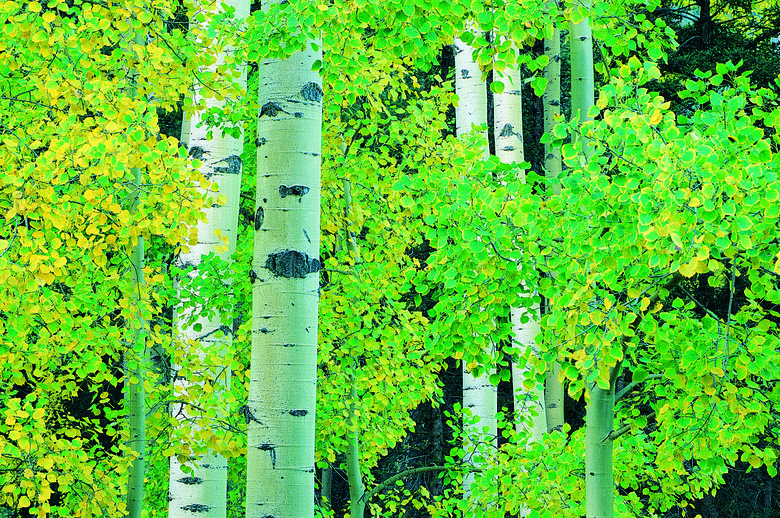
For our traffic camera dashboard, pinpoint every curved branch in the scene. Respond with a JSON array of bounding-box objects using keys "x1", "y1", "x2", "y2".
[
  {"x1": 615, "y1": 374, "x2": 662, "y2": 401},
  {"x1": 359, "y1": 465, "x2": 480, "y2": 505}
]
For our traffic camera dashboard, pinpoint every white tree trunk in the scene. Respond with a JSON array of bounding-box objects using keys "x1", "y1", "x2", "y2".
[
  {"x1": 455, "y1": 28, "x2": 494, "y2": 499},
  {"x1": 570, "y1": 3, "x2": 594, "y2": 127},
  {"x1": 493, "y1": 41, "x2": 546, "y2": 518},
  {"x1": 492, "y1": 44, "x2": 546, "y2": 443},
  {"x1": 245, "y1": 4, "x2": 323, "y2": 515},
  {"x1": 169, "y1": 2, "x2": 249, "y2": 517}
]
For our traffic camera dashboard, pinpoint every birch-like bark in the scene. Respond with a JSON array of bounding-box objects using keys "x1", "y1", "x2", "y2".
[
  {"x1": 168, "y1": 2, "x2": 249, "y2": 517},
  {"x1": 455, "y1": 28, "x2": 495, "y2": 499},
  {"x1": 570, "y1": 1, "x2": 594, "y2": 127},
  {"x1": 245, "y1": 3, "x2": 322, "y2": 514},
  {"x1": 543, "y1": 25, "x2": 565, "y2": 433},
  {"x1": 492, "y1": 42, "x2": 547, "y2": 443}
]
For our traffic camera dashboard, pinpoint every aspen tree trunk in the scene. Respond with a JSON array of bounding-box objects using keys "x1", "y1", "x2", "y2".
[
  {"x1": 492, "y1": 43, "x2": 547, "y2": 442},
  {"x1": 584, "y1": 275, "x2": 681, "y2": 518},
  {"x1": 569, "y1": 1, "x2": 594, "y2": 126},
  {"x1": 169, "y1": 2, "x2": 249, "y2": 517},
  {"x1": 542, "y1": 25, "x2": 565, "y2": 433},
  {"x1": 321, "y1": 466, "x2": 333, "y2": 512},
  {"x1": 123, "y1": 24, "x2": 148, "y2": 518},
  {"x1": 245, "y1": 0, "x2": 323, "y2": 513},
  {"x1": 346, "y1": 383, "x2": 366, "y2": 518},
  {"x1": 585, "y1": 382, "x2": 616, "y2": 518},
  {"x1": 342, "y1": 145, "x2": 366, "y2": 518},
  {"x1": 454, "y1": 29, "x2": 495, "y2": 499},
  {"x1": 125, "y1": 166, "x2": 147, "y2": 518},
  {"x1": 493, "y1": 39, "x2": 546, "y2": 518}
]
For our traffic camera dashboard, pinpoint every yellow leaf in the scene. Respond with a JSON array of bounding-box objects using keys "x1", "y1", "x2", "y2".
[
  {"x1": 32, "y1": 408, "x2": 45, "y2": 420},
  {"x1": 679, "y1": 260, "x2": 697, "y2": 278},
  {"x1": 28, "y1": 1, "x2": 41, "y2": 12},
  {"x1": 42, "y1": 10, "x2": 55, "y2": 23},
  {"x1": 649, "y1": 110, "x2": 662, "y2": 125},
  {"x1": 18, "y1": 496, "x2": 30, "y2": 508}
]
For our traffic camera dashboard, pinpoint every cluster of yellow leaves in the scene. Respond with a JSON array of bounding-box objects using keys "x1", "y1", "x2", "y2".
[{"x1": 0, "y1": 0, "x2": 230, "y2": 514}]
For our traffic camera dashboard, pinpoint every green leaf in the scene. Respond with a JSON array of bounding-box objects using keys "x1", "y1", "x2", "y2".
[{"x1": 735, "y1": 215, "x2": 752, "y2": 231}]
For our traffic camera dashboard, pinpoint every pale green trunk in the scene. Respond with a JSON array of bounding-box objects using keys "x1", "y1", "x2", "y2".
[
  {"x1": 321, "y1": 465, "x2": 333, "y2": 512},
  {"x1": 585, "y1": 383, "x2": 615, "y2": 518},
  {"x1": 245, "y1": 3, "x2": 322, "y2": 514},
  {"x1": 123, "y1": 21, "x2": 147, "y2": 516},
  {"x1": 125, "y1": 166, "x2": 147, "y2": 518},
  {"x1": 346, "y1": 384, "x2": 366, "y2": 518},
  {"x1": 169, "y1": 2, "x2": 249, "y2": 517},
  {"x1": 343, "y1": 153, "x2": 365, "y2": 518},
  {"x1": 543, "y1": 25, "x2": 565, "y2": 433},
  {"x1": 544, "y1": 364, "x2": 564, "y2": 432},
  {"x1": 570, "y1": 4, "x2": 594, "y2": 126}
]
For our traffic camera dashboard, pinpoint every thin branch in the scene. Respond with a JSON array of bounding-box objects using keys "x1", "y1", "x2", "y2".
[
  {"x1": 615, "y1": 374, "x2": 662, "y2": 401},
  {"x1": 360, "y1": 465, "x2": 480, "y2": 504},
  {"x1": 724, "y1": 261, "x2": 736, "y2": 371},
  {"x1": 606, "y1": 411, "x2": 655, "y2": 441}
]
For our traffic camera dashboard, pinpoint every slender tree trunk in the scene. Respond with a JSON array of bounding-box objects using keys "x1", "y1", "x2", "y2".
[
  {"x1": 125, "y1": 166, "x2": 147, "y2": 518},
  {"x1": 343, "y1": 172, "x2": 365, "y2": 518},
  {"x1": 585, "y1": 381, "x2": 616, "y2": 518},
  {"x1": 321, "y1": 465, "x2": 333, "y2": 513},
  {"x1": 245, "y1": 1, "x2": 323, "y2": 513},
  {"x1": 123, "y1": 23, "x2": 148, "y2": 518},
  {"x1": 570, "y1": 2, "x2": 594, "y2": 127},
  {"x1": 454, "y1": 28, "x2": 495, "y2": 499},
  {"x1": 493, "y1": 40, "x2": 546, "y2": 518},
  {"x1": 169, "y1": 2, "x2": 249, "y2": 517},
  {"x1": 492, "y1": 41, "x2": 547, "y2": 441},
  {"x1": 346, "y1": 383, "x2": 366, "y2": 518},
  {"x1": 543, "y1": 21, "x2": 565, "y2": 434}
]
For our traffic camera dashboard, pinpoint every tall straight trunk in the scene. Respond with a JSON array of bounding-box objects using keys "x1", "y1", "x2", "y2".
[
  {"x1": 494, "y1": 40, "x2": 545, "y2": 518},
  {"x1": 569, "y1": 2, "x2": 594, "y2": 127},
  {"x1": 169, "y1": 2, "x2": 249, "y2": 517},
  {"x1": 542, "y1": 27, "x2": 565, "y2": 433},
  {"x1": 245, "y1": 1, "x2": 323, "y2": 514},
  {"x1": 321, "y1": 465, "x2": 333, "y2": 512},
  {"x1": 492, "y1": 42, "x2": 546, "y2": 442},
  {"x1": 125, "y1": 166, "x2": 147, "y2": 518},
  {"x1": 346, "y1": 383, "x2": 366, "y2": 518},
  {"x1": 454, "y1": 28, "x2": 495, "y2": 499},
  {"x1": 585, "y1": 383, "x2": 616, "y2": 518},
  {"x1": 123, "y1": 24, "x2": 148, "y2": 518}
]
